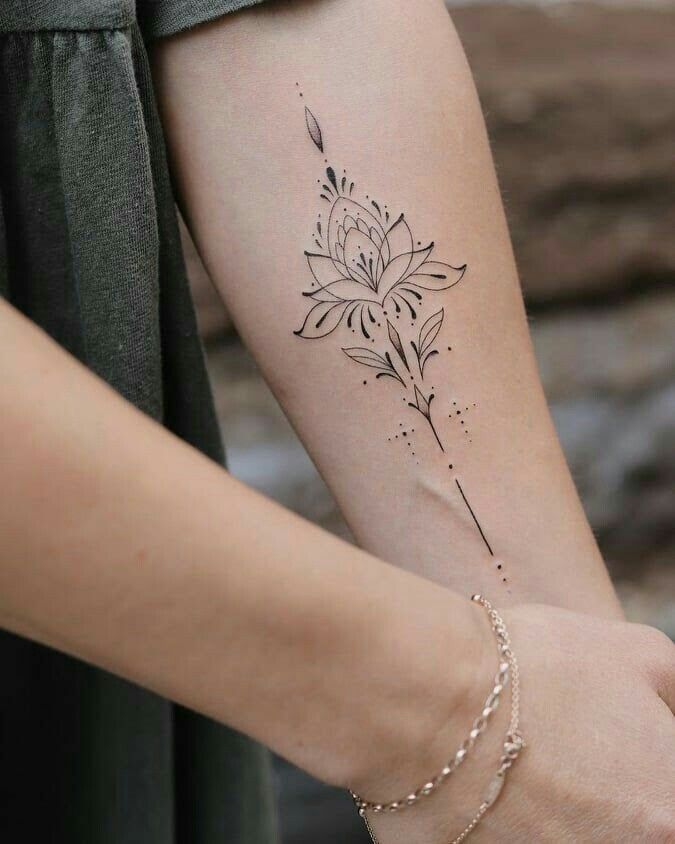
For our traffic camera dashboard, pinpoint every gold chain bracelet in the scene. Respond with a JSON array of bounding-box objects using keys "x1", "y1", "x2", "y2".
[{"x1": 353, "y1": 594, "x2": 525, "y2": 844}]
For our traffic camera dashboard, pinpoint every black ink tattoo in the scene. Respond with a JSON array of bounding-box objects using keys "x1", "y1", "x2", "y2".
[
  {"x1": 305, "y1": 107, "x2": 324, "y2": 153},
  {"x1": 293, "y1": 103, "x2": 498, "y2": 565},
  {"x1": 455, "y1": 478, "x2": 494, "y2": 557}
]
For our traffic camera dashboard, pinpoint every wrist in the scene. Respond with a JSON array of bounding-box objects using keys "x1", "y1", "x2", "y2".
[
  {"x1": 351, "y1": 596, "x2": 519, "y2": 844},
  {"x1": 345, "y1": 589, "x2": 494, "y2": 799}
]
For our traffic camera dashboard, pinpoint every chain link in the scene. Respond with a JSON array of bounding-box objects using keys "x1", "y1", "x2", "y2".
[{"x1": 353, "y1": 594, "x2": 524, "y2": 844}]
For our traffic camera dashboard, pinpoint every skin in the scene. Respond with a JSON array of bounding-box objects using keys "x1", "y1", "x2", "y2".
[
  {"x1": 1, "y1": 300, "x2": 674, "y2": 844},
  {"x1": 0, "y1": 297, "x2": 484, "y2": 792},
  {"x1": 151, "y1": 0, "x2": 622, "y2": 617},
  {"x1": 1, "y1": 0, "x2": 673, "y2": 841}
]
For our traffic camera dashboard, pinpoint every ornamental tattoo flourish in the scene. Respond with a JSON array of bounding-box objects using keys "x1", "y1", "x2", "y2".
[{"x1": 294, "y1": 99, "x2": 501, "y2": 568}]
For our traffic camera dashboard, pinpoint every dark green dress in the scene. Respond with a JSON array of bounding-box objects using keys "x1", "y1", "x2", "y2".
[{"x1": 0, "y1": 1, "x2": 278, "y2": 841}]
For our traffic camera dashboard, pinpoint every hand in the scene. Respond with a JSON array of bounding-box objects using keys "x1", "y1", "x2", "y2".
[{"x1": 356, "y1": 603, "x2": 675, "y2": 843}]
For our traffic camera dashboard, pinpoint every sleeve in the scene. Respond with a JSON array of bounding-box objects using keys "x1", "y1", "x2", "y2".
[{"x1": 137, "y1": 0, "x2": 272, "y2": 41}]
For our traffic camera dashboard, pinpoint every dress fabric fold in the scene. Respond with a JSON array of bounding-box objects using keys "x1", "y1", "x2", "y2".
[{"x1": 0, "y1": 2, "x2": 278, "y2": 841}]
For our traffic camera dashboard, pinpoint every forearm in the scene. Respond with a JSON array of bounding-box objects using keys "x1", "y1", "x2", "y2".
[
  {"x1": 0, "y1": 298, "x2": 481, "y2": 790},
  {"x1": 152, "y1": 0, "x2": 621, "y2": 617}
]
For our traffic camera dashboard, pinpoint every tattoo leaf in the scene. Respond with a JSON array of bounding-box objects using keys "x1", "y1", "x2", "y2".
[
  {"x1": 418, "y1": 308, "x2": 444, "y2": 356},
  {"x1": 294, "y1": 301, "x2": 348, "y2": 339},
  {"x1": 343, "y1": 347, "x2": 405, "y2": 385},
  {"x1": 305, "y1": 107, "x2": 324, "y2": 153},
  {"x1": 386, "y1": 320, "x2": 410, "y2": 371},
  {"x1": 420, "y1": 349, "x2": 439, "y2": 376},
  {"x1": 342, "y1": 347, "x2": 390, "y2": 369},
  {"x1": 408, "y1": 262, "x2": 467, "y2": 292},
  {"x1": 410, "y1": 384, "x2": 432, "y2": 418}
]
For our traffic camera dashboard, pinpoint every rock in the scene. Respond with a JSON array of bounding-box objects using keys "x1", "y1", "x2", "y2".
[
  {"x1": 532, "y1": 292, "x2": 675, "y2": 401},
  {"x1": 549, "y1": 383, "x2": 675, "y2": 570},
  {"x1": 529, "y1": 291, "x2": 675, "y2": 577},
  {"x1": 451, "y1": 2, "x2": 675, "y2": 305}
]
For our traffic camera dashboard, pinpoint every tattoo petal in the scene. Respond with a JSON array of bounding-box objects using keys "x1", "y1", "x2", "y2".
[
  {"x1": 294, "y1": 300, "x2": 349, "y2": 338},
  {"x1": 343, "y1": 227, "x2": 379, "y2": 289},
  {"x1": 408, "y1": 262, "x2": 467, "y2": 291},
  {"x1": 377, "y1": 244, "x2": 434, "y2": 298},
  {"x1": 320, "y1": 278, "x2": 379, "y2": 302},
  {"x1": 376, "y1": 252, "x2": 413, "y2": 297},
  {"x1": 328, "y1": 199, "x2": 385, "y2": 265},
  {"x1": 303, "y1": 287, "x2": 344, "y2": 303},
  {"x1": 384, "y1": 214, "x2": 414, "y2": 263},
  {"x1": 306, "y1": 252, "x2": 345, "y2": 286},
  {"x1": 418, "y1": 308, "x2": 444, "y2": 356}
]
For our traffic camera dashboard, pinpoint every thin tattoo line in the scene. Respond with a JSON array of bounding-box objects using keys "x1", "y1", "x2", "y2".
[{"x1": 455, "y1": 478, "x2": 494, "y2": 557}]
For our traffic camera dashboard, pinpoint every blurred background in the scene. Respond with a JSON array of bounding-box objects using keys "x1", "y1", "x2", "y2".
[{"x1": 183, "y1": 1, "x2": 675, "y2": 839}]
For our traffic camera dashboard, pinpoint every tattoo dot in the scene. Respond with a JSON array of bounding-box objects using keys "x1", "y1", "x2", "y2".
[{"x1": 363, "y1": 380, "x2": 367, "y2": 385}]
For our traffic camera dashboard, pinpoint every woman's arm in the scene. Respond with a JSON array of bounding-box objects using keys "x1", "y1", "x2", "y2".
[
  {"x1": 1, "y1": 301, "x2": 673, "y2": 843},
  {"x1": 151, "y1": 0, "x2": 621, "y2": 618},
  {"x1": 0, "y1": 294, "x2": 493, "y2": 786},
  {"x1": 0, "y1": 296, "x2": 479, "y2": 789}
]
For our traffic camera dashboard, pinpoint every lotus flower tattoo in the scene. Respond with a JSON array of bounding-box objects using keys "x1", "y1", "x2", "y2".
[
  {"x1": 294, "y1": 172, "x2": 466, "y2": 341},
  {"x1": 294, "y1": 103, "x2": 497, "y2": 563},
  {"x1": 293, "y1": 154, "x2": 469, "y2": 444}
]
